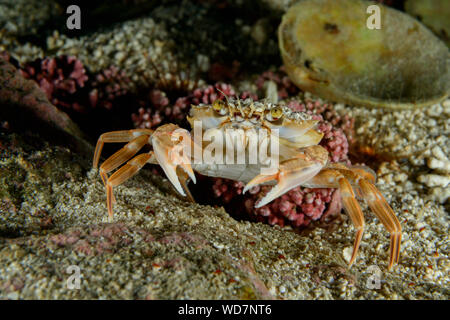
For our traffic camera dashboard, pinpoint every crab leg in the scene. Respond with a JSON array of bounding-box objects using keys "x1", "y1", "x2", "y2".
[
  {"x1": 358, "y1": 179, "x2": 402, "y2": 269},
  {"x1": 93, "y1": 129, "x2": 153, "y2": 169},
  {"x1": 105, "y1": 152, "x2": 156, "y2": 220},
  {"x1": 98, "y1": 134, "x2": 150, "y2": 186},
  {"x1": 308, "y1": 166, "x2": 401, "y2": 269},
  {"x1": 177, "y1": 168, "x2": 196, "y2": 203},
  {"x1": 329, "y1": 167, "x2": 401, "y2": 268},
  {"x1": 307, "y1": 169, "x2": 365, "y2": 266}
]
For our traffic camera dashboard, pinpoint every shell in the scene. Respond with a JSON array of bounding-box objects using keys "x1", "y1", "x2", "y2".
[
  {"x1": 278, "y1": 0, "x2": 450, "y2": 109},
  {"x1": 405, "y1": 0, "x2": 450, "y2": 47}
]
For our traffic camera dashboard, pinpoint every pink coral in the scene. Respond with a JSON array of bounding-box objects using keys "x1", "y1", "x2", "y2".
[
  {"x1": 210, "y1": 178, "x2": 340, "y2": 229},
  {"x1": 89, "y1": 65, "x2": 132, "y2": 110},
  {"x1": 0, "y1": 53, "x2": 89, "y2": 154},
  {"x1": 191, "y1": 83, "x2": 236, "y2": 104},
  {"x1": 132, "y1": 107, "x2": 163, "y2": 129},
  {"x1": 250, "y1": 187, "x2": 337, "y2": 228},
  {"x1": 19, "y1": 56, "x2": 89, "y2": 113},
  {"x1": 132, "y1": 88, "x2": 191, "y2": 130},
  {"x1": 212, "y1": 179, "x2": 246, "y2": 204},
  {"x1": 255, "y1": 66, "x2": 300, "y2": 100},
  {"x1": 132, "y1": 89, "x2": 169, "y2": 129}
]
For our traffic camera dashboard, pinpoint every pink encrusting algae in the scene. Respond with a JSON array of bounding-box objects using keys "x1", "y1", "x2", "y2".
[
  {"x1": 89, "y1": 65, "x2": 132, "y2": 110},
  {"x1": 17, "y1": 55, "x2": 135, "y2": 117},
  {"x1": 186, "y1": 82, "x2": 257, "y2": 105},
  {"x1": 50, "y1": 223, "x2": 154, "y2": 256},
  {"x1": 19, "y1": 56, "x2": 89, "y2": 113},
  {"x1": 132, "y1": 89, "x2": 169, "y2": 129}
]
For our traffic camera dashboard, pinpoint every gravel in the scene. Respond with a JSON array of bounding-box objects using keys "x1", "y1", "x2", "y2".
[{"x1": 0, "y1": 129, "x2": 448, "y2": 299}]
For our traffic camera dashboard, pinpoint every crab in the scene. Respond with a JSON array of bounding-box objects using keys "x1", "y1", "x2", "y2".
[{"x1": 93, "y1": 97, "x2": 402, "y2": 269}]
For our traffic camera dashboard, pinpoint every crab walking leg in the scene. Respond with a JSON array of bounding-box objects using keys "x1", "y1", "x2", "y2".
[
  {"x1": 338, "y1": 176, "x2": 365, "y2": 266},
  {"x1": 98, "y1": 135, "x2": 150, "y2": 186},
  {"x1": 326, "y1": 163, "x2": 376, "y2": 198},
  {"x1": 105, "y1": 152, "x2": 156, "y2": 220},
  {"x1": 93, "y1": 129, "x2": 153, "y2": 168},
  {"x1": 358, "y1": 179, "x2": 402, "y2": 269},
  {"x1": 307, "y1": 169, "x2": 365, "y2": 266},
  {"x1": 325, "y1": 167, "x2": 402, "y2": 269},
  {"x1": 326, "y1": 163, "x2": 376, "y2": 183}
]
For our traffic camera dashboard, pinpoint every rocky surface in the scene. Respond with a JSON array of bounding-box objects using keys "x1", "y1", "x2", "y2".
[
  {"x1": 0, "y1": 129, "x2": 448, "y2": 299},
  {"x1": 0, "y1": 0, "x2": 448, "y2": 300},
  {"x1": 334, "y1": 98, "x2": 450, "y2": 205}
]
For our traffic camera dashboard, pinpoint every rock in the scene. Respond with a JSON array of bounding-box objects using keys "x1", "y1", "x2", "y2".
[
  {"x1": 0, "y1": 130, "x2": 448, "y2": 299},
  {"x1": 417, "y1": 174, "x2": 449, "y2": 188},
  {"x1": 0, "y1": 55, "x2": 92, "y2": 158},
  {"x1": 0, "y1": 0, "x2": 59, "y2": 38}
]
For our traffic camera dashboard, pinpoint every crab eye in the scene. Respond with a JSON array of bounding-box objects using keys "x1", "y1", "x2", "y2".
[
  {"x1": 212, "y1": 100, "x2": 227, "y2": 115},
  {"x1": 266, "y1": 107, "x2": 283, "y2": 121}
]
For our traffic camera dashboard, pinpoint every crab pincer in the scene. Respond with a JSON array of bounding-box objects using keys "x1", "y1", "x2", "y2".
[{"x1": 151, "y1": 124, "x2": 197, "y2": 200}]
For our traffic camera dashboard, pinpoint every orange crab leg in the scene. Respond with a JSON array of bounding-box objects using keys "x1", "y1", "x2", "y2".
[
  {"x1": 106, "y1": 152, "x2": 156, "y2": 220},
  {"x1": 99, "y1": 135, "x2": 150, "y2": 186},
  {"x1": 313, "y1": 166, "x2": 402, "y2": 269},
  {"x1": 336, "y1": 175, "x2": 365, "y2": 266},
  {"x1": 332, "y1": 167, "x2": 401, "y2": 268},
  {"x1": 308, "y1": 169, "x2": 365, "y2": 266},
  {"x1": 327, "y1": 163, "x2": 377, "y2": 185},
  {"x1": 93, "y1": 129, "x2": 153, "y2": 169},
  {"x1": 358, "y1": 179, "x2": 402, "y2": 269}
]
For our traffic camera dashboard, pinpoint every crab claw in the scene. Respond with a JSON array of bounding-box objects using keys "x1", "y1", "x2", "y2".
[
  {"x1": 244, "y1": 158, "x2": 324, "y2": 208},
  {"x1": 151, "y1": 124, "x2": 196, "y2": 197}
]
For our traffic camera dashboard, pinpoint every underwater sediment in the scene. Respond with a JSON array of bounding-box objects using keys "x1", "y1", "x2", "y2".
[{"x1": 0, "y1": 0, "x2": 448, "y2": 299}]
